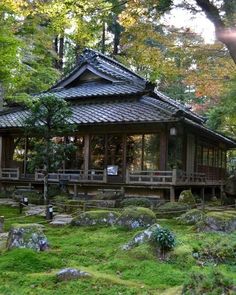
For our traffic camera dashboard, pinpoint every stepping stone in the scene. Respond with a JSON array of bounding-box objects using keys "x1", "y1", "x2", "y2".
[
  {"x1": 25, "y1": 205, "x2": 46, "y2": 216},
  {"x1": 50, "y1": 214, "x2": 73, "y2": 226}
]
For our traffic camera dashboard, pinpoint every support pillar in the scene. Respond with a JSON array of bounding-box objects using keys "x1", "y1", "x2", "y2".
[
  {"x1": 83, "y1": 135, "x2": 90, "y2": 179},
  {"x1": 170, "y1": 186, "x2": 175, "y2": 202},
  {"x1": 211, "y1": 186, "x2": 216, "y2": 199},
  {"x1": 201, "y1": 187, "x2": 205, "y2": 211},
  {"x1": 220, "y1": 185, "x2": 224, "y2": 205},
  {"x1": 73, "y1": 184, "x2": 78, "y2": 198},
  {"x1": 23, "y1": 136, "x2": 28, "y2": 177}
]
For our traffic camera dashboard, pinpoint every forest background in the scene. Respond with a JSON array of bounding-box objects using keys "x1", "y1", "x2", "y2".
[{"x1": 0, "y1": 0, "x2": 235, "y2": 138}]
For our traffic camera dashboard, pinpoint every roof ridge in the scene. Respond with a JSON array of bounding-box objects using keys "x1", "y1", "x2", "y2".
[
  {"x1": 141, "y1": 96, "x2": 174, "y2": 116},
  {"x1": 84, "y1": 48, "x2": 146, "y2": 83},
  {"x1": 154, "y1": 89, "x2": 205, "y2": 124},
  {"x1": 0, "y1": 106, "x2": 25, "y2": 116}
]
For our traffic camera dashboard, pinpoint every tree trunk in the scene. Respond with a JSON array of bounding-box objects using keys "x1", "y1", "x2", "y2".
[
  {"x1": 195, "y1": 0, "x2": 236, "y2": 64},
  {"x1": 54, "y1": 35, "x2": 64, "y2": 70},
  {"x1": 101, "y1": 21, "x2": 106, "y2": 54},
  {"x1": 58, "y1": 36, "x2": 64, "y2": 70},
  {"x1": 43, "y1": 164, "x2": 48, "y2": 205}
]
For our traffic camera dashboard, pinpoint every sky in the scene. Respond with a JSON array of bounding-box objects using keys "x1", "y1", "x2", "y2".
[{"x1": 164, "y1": 1, "x2": 215, "y2": 43}]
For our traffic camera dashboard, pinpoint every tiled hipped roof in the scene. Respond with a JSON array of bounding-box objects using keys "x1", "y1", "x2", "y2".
[{"x1": 0, "y1": 48, "x2": 235, "y2": 147}]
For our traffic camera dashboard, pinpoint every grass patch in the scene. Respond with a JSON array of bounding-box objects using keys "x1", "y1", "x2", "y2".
[{"x1": 0, "y1": 206, "x2": 235, "y2": 294}]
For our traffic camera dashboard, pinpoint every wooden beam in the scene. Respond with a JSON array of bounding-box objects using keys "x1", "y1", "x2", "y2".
[
  {"x1": 23, "y1": 137, "x2": 28, "y2": 176},
  {"x1": 84, "y1": 134, "x2": 90, "y2": 178},
  {"x1": 122, "y1": 134, "x2": 127, "y2": 182},
  {"x1": 160, "y1": 131, "x2": 167, "y2": 170},
  {"x1": 170, "y1": 186, "x2": 175, "y2": 202}
]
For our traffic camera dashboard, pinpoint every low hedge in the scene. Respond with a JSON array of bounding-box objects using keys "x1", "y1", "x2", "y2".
[
  {"x1": 156, "y1": 202, "x2": 189, "y2": 218},
  {"x1": 121, "y1": 198, "x2": 152, "y2": 208}
]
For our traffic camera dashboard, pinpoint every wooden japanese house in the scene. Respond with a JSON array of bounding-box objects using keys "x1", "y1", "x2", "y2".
[{"x1": 0, "y1": 48, "x2": 235, "y2": 200}]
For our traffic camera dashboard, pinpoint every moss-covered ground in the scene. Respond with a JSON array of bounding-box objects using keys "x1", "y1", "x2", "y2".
[{"x1": 0, "y1": 205, "x2": 235, "y2": 295}]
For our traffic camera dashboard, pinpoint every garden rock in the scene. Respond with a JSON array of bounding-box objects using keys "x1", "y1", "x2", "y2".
[
  {"x1": 71, "y1": 210, "x2": 120, "y2": 227},
  {"x1": 25, "y1": 205, "x2": 46, "y2": 216},
  {"x1": 7, "y1": 223, "x2": 49, "y2": 251},
  {"x1": 178, "y1": 190, "x2": 196, "y2": 206},
  {"x1": 122, "y1": 223, "x2": 161, "y2": 250},
  {"x1": 116, "y1": 206, "x2": 156, "y2": 230},
  {"x1": 196, "y1": 211, "x2": 236, "y2": 233},
  {"x1": 0, "y1": 198, "x2": 18, "y2": 207},
  {"x1": 50, "y1": 214, "x2": 73, "y2": 226},
  {"x1": 56, "y1": 268, "x2": 91, "y2": 281},
  {"x1": 176, "y1": 209, "x2": 205, "y2": 225}
]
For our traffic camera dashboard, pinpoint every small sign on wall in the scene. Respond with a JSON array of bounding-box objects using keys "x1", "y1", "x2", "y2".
[{"x1": 107, "y1": 165, "x2": 118, "y2": 175}]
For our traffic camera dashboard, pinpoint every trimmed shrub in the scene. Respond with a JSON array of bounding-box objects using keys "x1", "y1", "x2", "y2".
[
  {"x1": 178, "y1": 190, "x2": 196, "y2": 206},
  {"x1": 116, "y1": 206, "x2": 156, "y2": 230},
  {"x1": 13, "y1": 191, "x2": 43, "y2": 205},
  {"x1": 151, "y1": 227, "x2": 176, "y2": 258},
  {"x1": 156, "y1": 202, "x2": 189, "y2": 218},
  {"x1": 182, "y1": 270, "x2": 234, "y2": 294},
  {"x1": 95, "y1": 190, "x2": 124, "y2": 200},
  {"x1": 121, "y1": 198, "x2": 151, "y2": 208},
  {"x1": 71, "y1": 210, "x2": 120, "y2": 227}
]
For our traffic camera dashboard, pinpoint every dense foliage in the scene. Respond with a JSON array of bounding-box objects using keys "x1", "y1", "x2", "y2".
[
  {"x1": 24, "y1": 95, "x2": 75, "y2": 202},
  {"x1": 151, "y1": 227, "x2": 176, "y2": 256}
]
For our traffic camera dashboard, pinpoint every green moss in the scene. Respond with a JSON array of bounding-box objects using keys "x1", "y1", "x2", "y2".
[
  {"x1": 178, "y1": 190, "x2": 196, "y2": 206},
  {"x1": 182, "y1": 270, "x2": 234, "y2": 294},
  {"x1": 121, "y1": 206, "x2": 156, "y2": 219},
  {"x1": 11, "y1": 223, "x2": 44, "y2": 229},
  {"x1": 83, "y1": 210, "x2": 120, "y2": 219},
  {"x1": 177, "y1": 209, "x2": 205, "y2": 225},
  {"x1": 156, "y1": 202, "x2": 189, "y2": 218},
  {"x1": 0, "y1": 248, "x2": 63, "y2": 273},
  {"x1": 170, "y1": 244, "x2": 195, "y2": 269},
  {"x1": 0, "y1": 205, "x2": 236, "y2": 294},
  {"x1": 71, "y1": 210, "x2": 120, "y2": 227},
  {"x1": 121, "y1": 198, "x2": 151, "y2": 208},
  {"x1": 206, "y1": 211, "x2": 236, "y2": 221}
]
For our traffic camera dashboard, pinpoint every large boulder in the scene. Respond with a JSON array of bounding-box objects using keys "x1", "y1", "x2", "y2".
[
  {"x1": 176, "y1": 209, "x2": 205, "y2": 225},
  {"x1": 7, "y1": 224, "x2": 49, "y2": 251},
  {"x1": 178, "y1": 190, "x2": 196, "y2": 206},
  {"x1": 56, "y1": 268, "x2": 91, "y2": 281},
  {"x1": 71, "y1": 210, "x2": 120, "y2": 227},
  {"x1": 196, "y1": 211, "x2": 236, "y2": 233},
  {"x1": 116, "y1": 206, "x2": 156, "y2": 230},
  {"x1": 122, "y1": 223, "x2": 161, "y2": 250}
]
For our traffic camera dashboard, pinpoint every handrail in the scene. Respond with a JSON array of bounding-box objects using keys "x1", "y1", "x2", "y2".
[
  {"x1": 0, "y1": 168, "x2": 20, "y2": 180},
  {"x1": 35, "y1": 169, "x2": 106, "y2": 183}
]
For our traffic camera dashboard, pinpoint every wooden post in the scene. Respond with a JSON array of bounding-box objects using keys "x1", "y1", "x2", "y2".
[
  {"x1": 126, "y1": 169, "x2": 129, "y2": 184},
  {"x1": 172, "y1": 168, "x2": 177, "y2": 184},
  {"x1": 73, "y1": 184, "x2": 78, "y2": 198},
  {"x1": 170, "y1": 186, "x2": 175, "y2": 202},
  {"x1": 122, "y1": 134, "x2": 127, "y2": 182},
  {"x1": 201, "y1": 187, "x2": 205, "y2": 211},
  {"x1": 211, "y1": 186, "x2": 216, "y2": 199},
  {"x1": 84, "y1": 135, "x2": 90, "y2": 180},
  {"x1": 23, "y1": 136, "x2": 28, "y2": 177},
  {"x1": 220, "y1": 185, "x2": 224, "y2": 205},
  {"x1": 160, "y1": 131, "x2": 167, "y2": 170}
]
